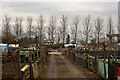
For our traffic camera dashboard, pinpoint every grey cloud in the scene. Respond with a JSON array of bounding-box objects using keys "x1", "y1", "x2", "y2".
[
  {"x1": 1, "y1": 2, "x2": 118, "y2": 26},
  {"x1": 1, "y1": 0, "x2": 120, "y2": 2}
]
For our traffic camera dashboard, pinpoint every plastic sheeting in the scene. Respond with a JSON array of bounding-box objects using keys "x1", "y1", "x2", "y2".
[
  {"x1": 98, "y1": 59, "x2": 120, "y2": 79},
  {"x1": 20, "y1": 51, "x2": 26, "y2": 55},
  {"x1": 20, "y1": 51, "x2": 37, "y2": 55},
  {"x1": 98, "y1": 60, "x2": 108, "y2": 79}
]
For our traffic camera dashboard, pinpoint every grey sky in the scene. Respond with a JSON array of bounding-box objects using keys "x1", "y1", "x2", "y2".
[
  {"x1": 0, "y1": 2, "x2": 118, "y2": 36},
  {"x1": 1, "y1": 0, "x2": 120, "y2": 2},
  {"x1": 2, "y1": 2, "x2": 118, "y2": 23}
]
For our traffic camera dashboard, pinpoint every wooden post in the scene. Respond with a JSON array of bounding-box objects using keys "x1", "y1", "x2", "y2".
[
  {"x1": 103, "y1": 49, "x2": 106, "y2": 79},
  {"x1": 29, "y1": 50, "x2": 33, "y2": 79},
  {"x1": 91, "y1": 57, "x2": 93, "y2": 70},
  {"x1": 104, "y1": 57, "x2": 106, "y2": 79},
  {"x1": 88, "y1": 55, "x2": 89, "y2": 68},
  {"x1": 108, "y1": 55, "x2": 110, "y2": 79},
  {"x1": 37, "y1": 48, "x2": 39, "y2": 60},
  {"x1": 15, "y1": 49, "x2": 22, "y2": 78},
  {"x1": 95, "y1": 56, "x2": 98, "y2": 73},
  {"x1": 45, "y1": 46, "x2": 48, "y2": 62},
  {"x1": 114, "y1": 42, "x2": 117, "y2": 62},
  {"x1": 103, "y1": 39, "x2": 106, "y2": 79},
  {"x1": 109, "y1": 36, "x2": 112, "y2": 50},
  {"x1": 33, "y1": 50, "x2": 35, "y2": 62},
  {"x1": 32, "y1": 62, "x2": 38, "y2": 78},
  {"x1": 86, "y1": 54, "x2": 88, "y2": 68}
]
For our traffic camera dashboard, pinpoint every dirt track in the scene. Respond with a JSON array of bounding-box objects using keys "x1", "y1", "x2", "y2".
[
  {"x1": 46, "y1": 54, "x2": 57, "y2": 78},
  {"x1": 46, "y1": 54, "x2": 86, "y2": 78}
]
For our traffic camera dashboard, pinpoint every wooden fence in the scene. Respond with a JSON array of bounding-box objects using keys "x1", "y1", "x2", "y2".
[
  {"x1": 65, "y1": 50, "x2": 120, "y2": 79},
  {"x1": 20, "y1": 49, "x2": 48, "y2": 79},
  {"x1": 2, "y1": 47, "x2": 48, "y2": 79},
  {"x1": 2, "y1": 49, "x2": 21, "y2": 78}
]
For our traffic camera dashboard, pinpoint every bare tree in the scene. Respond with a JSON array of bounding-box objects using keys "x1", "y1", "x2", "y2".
[
  {"x1": 117, "y1": 16, "x2": 120, "y2": 43},
  {"x1": 60, "y1": 15, "x2": 67, "y2": 45},
  {"x1": 27, "y1": 17, "x2": 34, "y2": 44},
  {"x1": 56, "y1": 26, "x2": 62, "y2": 44},
  {"x1": 107, "y1": 17, "x2": 114, "y2": 45},
  {"x1": 2, "y1": 15, "x2": 13, "y2": 43},
  {"x1": 47, "y1": 16, "x2": 56, "y2": 44},
  {"x1": 13, "y1": 17, "x2": 23, "y2": 44},
  {"x1": 71, "y1": 16, "x2": 79, "y2": 44},
  {"x1": 94, "y1": 17, "x2": 104, "y2": 48},
  {"x1": 82, "y1": 15, "x2": 91, "y2": 45},
  {"x1": 37, "y1": 14, "x2": 45, "y2": 45},
  {"x1": 107, "y1": 17, "x2": 114, "y2": 35},
  {"x1": 118, "y1": 16, "x2": 120, "y2": 34}
]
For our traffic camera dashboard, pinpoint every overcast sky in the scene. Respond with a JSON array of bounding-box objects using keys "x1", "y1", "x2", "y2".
[
  {"x1": 0, "y1": 1, "x2": 119, "y2": 37},
  {"x1": 1, "y1": 0, "x2": 120, "y2": 2},
  {"x1": 1, "y1": 2, "x2": 118, "y2": 24}
]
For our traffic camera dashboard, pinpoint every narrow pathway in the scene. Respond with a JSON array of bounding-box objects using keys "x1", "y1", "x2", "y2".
[
  {"x1": 46, "y1": 54, "x2": 57, "y2": 78},
  {"x1": 46, "y1": 53, "x2": 86, "y2": 78},
  {"x1": 58, "y1": 55, "x2": 86, "y2": 78}
]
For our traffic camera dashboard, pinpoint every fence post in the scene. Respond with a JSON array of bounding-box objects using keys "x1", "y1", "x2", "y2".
[
  {"x1": 45, "y1": 46, "x2": 48, "y2": 62},
  {"x1": 29, "y1": 50, "x2": 33, "y2": 79},
  {"x1": 32, "y1": 62, "x2": 38, "y2": 78},
  {"x1": 95, "y1": 56, "x2": 98, "y2": 73},
  {"x1": 113, "y1": 61, "x2": 117, "y2": 79},
  {"x1": 85, "y1": 54, "x2": 87, "y2": 68},
  {"x1": 15, "y1": 50, "x2": 22, "y2": 78},
  {"x1": 104, "y1": 57, "x2": 106, "y2": 79},
  {"x1": 108, "y1": 55, "x2": 116, "y2": 79},
  {"x1": 33, "y1": 50, "x2": 35, "y2": 62},
  {"x1": 108, "y1": 55, "x2": 110, "y2": 80},
  {"x1": 88, "y1": 55, "x2": 89, "y2": 68},
  {"x1": 37, "y1": 48, "x2": 39, "y2": 60}
]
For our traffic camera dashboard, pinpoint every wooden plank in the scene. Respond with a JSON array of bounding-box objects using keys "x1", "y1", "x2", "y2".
[
  {"x1": 88, "y1": 55, "x2": 95, "y2": 59},
  {"x1": 35, "y1": 62, "x2": 38, "y2": 78},
  {"x1": 91, "y1": 58, "x2": 94, "y2": 70},
  {"x1": 97, "y1": 59, "x2": 108, "y2": 64},
  {"x1": 97, "y1": 73, "x2": 106, "y2": 79},
  {"x1": 21, "y1": 65, "x2": 30, "y2": 78},
  {"x1": 21, "y1": 65, "x2": 30, "y2": 72},
  {"x1": 26, "y1": 74, "x2": 30, "y2": 78},
  {"x1": 32, "y1": 62, "x2": 38, "y2": 78},
  {"x1": 88, "y1": 67, "x2": 95, "y2": 72},
  {"x1": 23, "y1": 70, "x2": 30, "y2": 78}
]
